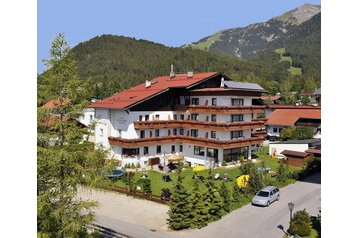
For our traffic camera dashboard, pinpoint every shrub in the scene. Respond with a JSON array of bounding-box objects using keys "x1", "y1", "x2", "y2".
[
  {"x1": 130, "y1": 163, "x2": 135, "y2": 169},
  {"x1": 222, "y1": 161, "x2": 227, "y2": 166},
  {"x1": 277, "y1": 162, "x2": 290, "y2": 181},
  {"x1": 293, "y1": 210, "x2": 311, "y2": 224},
  {"x1": 288, "y1": 220, "x2": 311, "y2": 237},
  {"x1": 136, "y1": 163, "x2": 141, "y2": 168},
  {"x1": 298, "y1": 157, "x2": 321, "y2": 180},
  {"x1": 137, "y1": 178, "x2": 151, "y2": 194},
  {"x1": 289, "y1": 209, "x2": 312, "y2": 237}
]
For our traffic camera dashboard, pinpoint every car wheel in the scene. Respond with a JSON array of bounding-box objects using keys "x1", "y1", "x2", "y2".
[
  {"x1": 266, "y1": 201, "x2": 270, "y2": 207},
  {"x1": 277, "y1": 195, "x2": 280, "y2": 201}
]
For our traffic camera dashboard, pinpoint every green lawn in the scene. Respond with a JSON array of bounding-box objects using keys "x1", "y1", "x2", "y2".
[{"x1": 110, "y1": 146, "x2": 301, "y2": 197}]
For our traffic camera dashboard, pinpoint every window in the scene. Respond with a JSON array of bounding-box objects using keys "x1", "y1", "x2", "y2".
[
  {"x1": 179, "y1": 128, "x2": 184, "y2": 135},
  {"x1": 251, "y1": 113, "x2": 254, "y2": 119},
  {"x1": 173, "y1": 128, "x2": 177, "y2": 135},
  {"x1": 191, "y1": 129, "x2": 198, "y2": 137},
  {"x1": 171, "y1": 145, "x2": 175, "y2": 153},
  {"x1": 231, "y1": 98, "x2": 244, "y2": 106},
  {"x1": 194, "y1": 146, "x2": 205, "y2": 156},
  {"x1": 179, "y1": 145, "x2": 183, "y2": 152},
  {"x1": 192, "y1": 98, "x2": 199, "y2": 105},
  {"x1": 211, "y1": 131, "x2": 216, "y2": 139},
  {"x1": 191, "y1": 114, "x2": 199, "y2": 121},
  {"x1": 279, "y1": 128, "x2": 283, "y2": 132},
  {"x1": 144, "y1": 146, "x2": 149, "y2": 155},
  {"x1": 211, "y1": 114, "x2": 217, "y2": 122},
  {"x1": 122, "y1": 148, "x2": 139, "y2": 156},
  {"x1": 145, "y1": 115, "x2": 149, "y2": 121},
  {"x1": 231, "y1": 114, "x2": 244, "y2": 122},
  {"x1": 207, "y1": 148, "x2": 217, "y2": 158},
  {"x1": 155, "y1": 129, "x2": 160, "y2": 137},
  {"x1": 180, "y1": 114, "x2": 184, "y2": 120},
  {"x1": 100, "y1": 128, "x2": 104, "y2": 137},
  {"x1": 140, "y1": 130, "x2": 145, "y2": 138},
  {"x1": 273, "y1": 127, "x2": 278, "y2": 133},
  {"x1": 212, "y1": 98, "x2": 217, "y2": 106},
  {"x1": 155, "y1": 114, "x2": 160, "y2": 120},
  {"x1": 139, "y1": 115, "x2": 143, "y2": 121},
  {"x1": 90, "y1": 115, "x2": 93, "y2": 120},
  {"x1": 156, "y1": 146, "x2": 161, "y2": 153},
  {"x1": 173, "y1": 114, "x2": 177, "y2": 120},
  {"x1": 231, "y1": 130, "x2": 243, "y2": 139}
]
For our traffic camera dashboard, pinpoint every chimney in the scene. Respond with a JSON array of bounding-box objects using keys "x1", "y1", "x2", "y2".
[
  {"x1": 220, "y1": 77, "x2": 225, "y2": 88},
  {"x1": 145, "y1": 80, "x2": 151, "y2": 88},
  {"x1": 169, "y1": 64, "x2": 175, "y2": 78},
  {"x1": 187, "y1": 71, "x2": 193, "y2": 78}
]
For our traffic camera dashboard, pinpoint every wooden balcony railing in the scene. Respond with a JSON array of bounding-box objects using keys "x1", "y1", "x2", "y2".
[
  {"x1": 134, "y1": 120, "x2": 265, "y2": 131},
  {"x1": 173, "y1": 105, "x2": 265, "y2": 114},
  {"x1": 251, "y1": 130, "x2": 268, "y2": 137},
  {"x1": 108, "y1": 135, "x2": 265, "y2": 149}
]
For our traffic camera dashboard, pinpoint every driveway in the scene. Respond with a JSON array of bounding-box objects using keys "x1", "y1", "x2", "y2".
[
  {"x1": 184, "y1": 172, "x2": 321, "y2": 238},
  {"x1": 81, "y1": 172, "x2": 321, "y2": 238}
]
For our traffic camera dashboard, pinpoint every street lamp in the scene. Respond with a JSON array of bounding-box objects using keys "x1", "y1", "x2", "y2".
[{"x1": 288, "y1": 202, "x2": 294, "y2": 222}]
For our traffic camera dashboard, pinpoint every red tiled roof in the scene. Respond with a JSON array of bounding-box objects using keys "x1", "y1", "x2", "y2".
[
  {"x1": 43, "y1": 99, "x2": 70, "y2": 109},
  {"x1": 281, "y1": 150, "x2": 310, "y2": 158},
  {"x1": 260, "y1": 95, "x2": 281, "y2": 101},
  {"x1": 90, "y1": 72, "x2": 219, "y2": 109},
  {"x1": 266, "y1": 109, "x2": 321, "y2": 126},
  {"x1": 267, "y1": 105, "x2": 321, "y2": 109}
]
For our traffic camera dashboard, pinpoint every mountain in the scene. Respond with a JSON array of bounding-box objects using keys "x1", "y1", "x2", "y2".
[
  {"x1": 68, "y1": 35, "x2": 286, "y2": 99},
  {"x1": 185, "y1": 4, "x2": 321, "y2": 80}
]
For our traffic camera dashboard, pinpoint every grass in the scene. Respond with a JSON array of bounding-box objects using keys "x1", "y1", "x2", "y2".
[
  {"x1": 191, "y1": 32, "x2": 223, "y2": 51},
  {"x1": 288, "y1": 66, "x2": 302, "y2": 76},
  {"x1": 274, "y1": 47, "x2": 302, "y2": 76},
  {"x1": 110, "y1": 146, "x2": 302, "y2": 198},
  {"x1": 275, "y1": 48, "x2": 286, "y2": 54}
]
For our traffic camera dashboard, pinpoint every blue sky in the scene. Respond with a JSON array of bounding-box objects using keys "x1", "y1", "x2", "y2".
[{"x1": 38, "y1": 0, "x2": 321, "y2": 73}]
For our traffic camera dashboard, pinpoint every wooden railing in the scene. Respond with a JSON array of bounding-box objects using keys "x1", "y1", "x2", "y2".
[
  {"x1": 134, "y1": 120, "x2": 265, "y2": 130},
  {"x1": 109, "y1": 135, "x2": 265, "y2": 149},
  {"x1": 251, "y1": 130, "x2": 268, "y2": 137},
  {"x1": 173, "y1": 105, "x2": 266, "y2": 114}
]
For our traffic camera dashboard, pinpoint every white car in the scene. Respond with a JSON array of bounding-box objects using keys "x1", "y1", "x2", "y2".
[{"x1": 252, "y1": 186, "x2": 280, "y2": 207}]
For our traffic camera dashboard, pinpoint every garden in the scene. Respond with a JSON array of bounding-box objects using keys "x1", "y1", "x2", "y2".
[{"x1": 98, "y1": 146, "x2": 320, "y2": 230}]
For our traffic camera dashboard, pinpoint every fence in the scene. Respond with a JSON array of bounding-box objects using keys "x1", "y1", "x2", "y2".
[
  {"x1": 110, "y1": 186, "x2": 169, "y2": 204},
  {"x1": 87, "y1": 223, "x2": 132, "y2": 238}
]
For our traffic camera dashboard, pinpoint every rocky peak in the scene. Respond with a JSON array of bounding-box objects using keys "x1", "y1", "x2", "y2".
[{"x1": 274, "y1": 4, "x2": 321, "y2": 25}]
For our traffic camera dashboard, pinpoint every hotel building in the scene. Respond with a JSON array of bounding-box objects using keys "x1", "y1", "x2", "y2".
[{"x1": 90, "y1": 71, "x2": 267, "y2": 167}]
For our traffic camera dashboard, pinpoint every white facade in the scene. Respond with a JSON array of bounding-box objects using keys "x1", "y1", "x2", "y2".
[
  {"x1": 269, "y1": 143, "x2": 309, "y2": 155},
  {"x1": 91, "y1": 75, "x2": 266, "y2": 167}
]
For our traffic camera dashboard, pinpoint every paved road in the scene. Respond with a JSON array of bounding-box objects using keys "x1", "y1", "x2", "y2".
[
  {"x1": 92, "y1": 173, "x2": 321, "y2": 238},
  {"x1": 185, "y1": 172, "x2": 321, "y2": 238}
]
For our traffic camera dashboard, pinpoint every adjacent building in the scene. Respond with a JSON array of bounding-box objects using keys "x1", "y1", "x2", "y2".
[
  {"x1": 90, "y1": 72, "x2": 267, "y2": 167},
  {"x1": 265, "y1": 106, "x2": 321, "y2": 140}
]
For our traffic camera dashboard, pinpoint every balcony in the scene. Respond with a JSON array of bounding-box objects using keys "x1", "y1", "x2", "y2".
[
  {"x1": 173, "y1": 105, "x2": 265, "y2": 114},
  {"x1": 108, "y1": 135, "x2": 265, "y2": 149},
  {"x1": 134, "y1": 120, "x2": 265, "y2": 131},
  {"x1": 251, "y1": 130, "x2": 268, "y2": 137}
]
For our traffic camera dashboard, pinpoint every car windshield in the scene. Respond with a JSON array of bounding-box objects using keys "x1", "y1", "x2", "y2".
[{"x1": 257, "y1": 191, "x2": 269, "y2": 197}]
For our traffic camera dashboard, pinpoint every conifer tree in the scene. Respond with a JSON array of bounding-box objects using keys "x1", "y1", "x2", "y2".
[
  {"x1": 232, "y1": 183, "x2": 241, "y2": 207},
  {"x1": 37, "y1": 33, "x2": 107, "y2": 237},
  {"x1": 203, "y1": 180, "x2": 223, "y2": 222},
  {"x1": 190, "y1": 178, "x2": 209, "y2": 228},
  {"x1": 167, "y1": 168, "x2": 192, "y2": 230},
  {"x1": 218, "y1": 181, "x2": 231, "y2": 213}
]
